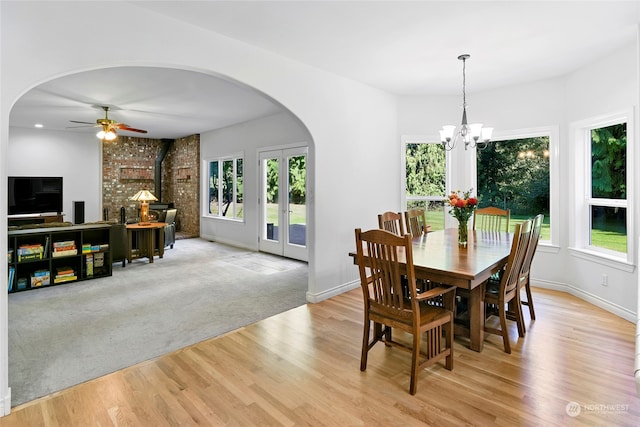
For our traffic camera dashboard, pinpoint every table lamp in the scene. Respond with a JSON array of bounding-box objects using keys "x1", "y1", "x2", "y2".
[{"x1": 129, "y1": 189, "x2": 158, "y2": 225}]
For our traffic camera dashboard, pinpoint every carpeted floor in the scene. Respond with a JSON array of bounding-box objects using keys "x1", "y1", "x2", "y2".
[{"x1": 8, "y1": 238, "x2": 308, "y2": 407}]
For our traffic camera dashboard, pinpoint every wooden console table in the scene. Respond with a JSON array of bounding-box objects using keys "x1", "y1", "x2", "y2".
[{"x1": 126, "y1": 223, "x2": 166, "y2": 264}]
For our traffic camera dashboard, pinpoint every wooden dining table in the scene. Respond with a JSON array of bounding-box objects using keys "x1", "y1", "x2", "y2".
[{"x1": 350, "y1": 228, "x2": 513, "y2": 352}]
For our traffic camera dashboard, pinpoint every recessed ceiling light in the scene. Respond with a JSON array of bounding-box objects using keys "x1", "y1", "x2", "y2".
[{"x1": 34, "y1": 124, "x2": 43, "y2": 128}]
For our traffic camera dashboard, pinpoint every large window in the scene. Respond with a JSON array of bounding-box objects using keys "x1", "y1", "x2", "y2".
[
  {"x1": 571, "y1": 111, "x2": 634, "y2": 267},
  {"x1": 477, "y1": 136, "x2": 550, "y2": 239},
  {"x1": 404, "y1": 140, "x2": 447, "y2": 231},
  {"x1": 587, "y1": 122, "x2": 627, "y2": 254},
  {"x1": 207, "y1": 156, "x2": 243, "y2": 220}
]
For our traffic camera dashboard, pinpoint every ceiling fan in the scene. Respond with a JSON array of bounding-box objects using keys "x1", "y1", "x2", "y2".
[{"x1": 68, "y1": 106, "x2": 148, "y2": 140}]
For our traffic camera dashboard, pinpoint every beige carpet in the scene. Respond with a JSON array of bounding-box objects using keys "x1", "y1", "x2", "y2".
[{"x1": 8, "y1": 238, "x2": 308, "y2": 406}]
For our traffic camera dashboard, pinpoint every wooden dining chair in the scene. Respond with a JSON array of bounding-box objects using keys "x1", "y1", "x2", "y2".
[
  {"x1": 518, "y1": 214, "x2": 544, "y2": 325},
  {"x1": 404, "y1": 208, "x2": 432, "y2": 238},
  {"x1": 377, "y1": 211, "x2": 405, "y2": 236},
  {"x1": 354, "y1": 228, "x2": 455, "y2": 395},
  {"x1": 473, "y1": 206, "x2": 510, "y2": 232},
  {"x1": 483, "y1": 219, "x2": 532, "y2": 354}
]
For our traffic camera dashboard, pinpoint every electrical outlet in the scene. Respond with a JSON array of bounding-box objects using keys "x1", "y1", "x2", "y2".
[{"x1": 602, "y1": 274, "x2": 608, "y2": 286}]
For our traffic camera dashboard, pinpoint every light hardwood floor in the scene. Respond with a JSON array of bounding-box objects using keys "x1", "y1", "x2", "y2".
[{"x1": 2, "y1": 287, "x2": 639, "y2": 426}]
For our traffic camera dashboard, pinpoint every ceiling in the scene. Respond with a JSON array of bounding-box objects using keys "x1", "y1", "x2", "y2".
[{"x1": 10, "y1": 1, "x2": 640, "y2": 139}]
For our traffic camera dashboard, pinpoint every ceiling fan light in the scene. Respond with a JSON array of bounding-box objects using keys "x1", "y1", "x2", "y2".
[
  {"x1": 96, "y1": 130, "x2": 105, "y2": 139},
  {"x1": 105, "y1": 130, "x2": 117, "y2": 141}
]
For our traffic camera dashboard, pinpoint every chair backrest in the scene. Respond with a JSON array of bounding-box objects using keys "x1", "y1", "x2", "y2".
[
  {"x1": 377, "y1": 211, "x2": 405, "y2": 236},
  {"x1": 164, "y1": 208, "x2": 177, "y2": 224},
  {"x1": 519, "y1": 214, "x2": 544, "y2": 281},
  {"x1": 498, "y1": 219, "x2": 532, "y2": 299},
  {"x1": 473, "y1": 206, "x2": 510, "y2": 232},
  {"x1": 355, "y1": 228, "x2": 418, "y2": 313},
  {"x1": 404, "y1": 208, "x2": 429, "y2": 238}
]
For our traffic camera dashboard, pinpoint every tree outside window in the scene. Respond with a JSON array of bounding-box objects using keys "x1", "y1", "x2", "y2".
[
  {"x1": 208, "y1": 156, "x2": 244, "y2": 220},
  {"x1": 405, "y1": 142, "x2": 446, "y2": 231},
  {"x1": 589, "y1": 123, "x2": 627, "y2": 253},
  {"x1": 477, "y1": 136, "x2": 550, "y2": 239}
]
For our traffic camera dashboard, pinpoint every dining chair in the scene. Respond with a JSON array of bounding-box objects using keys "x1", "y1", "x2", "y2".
[
  {"x1": 483, "y1": 219, "x2": 532, "y2": 354},
  {"x1": 354, "y1": 228, "x2": 455, "y2": 395},
  {"x1": 377, "y1": 211, "x2": 406, "y2": 236},
  {"x1": 473, "y1": 206, "x2": 510, "y2": 232},
  {"x1": 518, "y1": 214, "x2": 544, "y2": 325},
  {"x1": 404, "y1": 208, "x2": 432, "y2": 238}
]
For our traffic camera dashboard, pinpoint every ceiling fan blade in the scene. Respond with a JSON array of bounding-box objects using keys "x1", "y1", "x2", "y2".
[
  {"x1": 69, "y1": 120, "x2": 96, "y2": 125},
  {"x1": 117, "y1": 125, "x2": 148, "y2": 134}
]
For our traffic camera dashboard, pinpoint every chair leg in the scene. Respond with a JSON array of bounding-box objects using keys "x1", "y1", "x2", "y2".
[
  {"x1": 410, "y1": 330, "x2": 421, "y2": 395},
  {"x1": 445, "y1": 314, "x2": 453, "y2": 370},
  {"x1": 524, "y1": 282, "x2": 536, "y2": 320},
  {"x1": 499, "y1": 307, "x2": 511, "y2": 354},
  {"x1": 361, "y1": 318, "x2": 370, "y2": 372}
]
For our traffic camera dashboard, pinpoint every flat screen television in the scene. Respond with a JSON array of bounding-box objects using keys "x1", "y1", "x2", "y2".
[{"x1": 8, "y1": 176, "x2": 63, "y2": 215}]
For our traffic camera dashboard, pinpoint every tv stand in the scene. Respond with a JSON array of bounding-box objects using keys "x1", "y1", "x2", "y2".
[{"x1": 8, "y1": 214, "x2": 65, "y2": 226}]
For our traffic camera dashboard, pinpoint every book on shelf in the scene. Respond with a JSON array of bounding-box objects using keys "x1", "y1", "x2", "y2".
[
  {"x1": 8, "y1": 266, "x2": 15, "y2": 292},
  {"x1": 56, "y1": 266, "x2": 74, "y2": 274},
  {"x1": 17, "y1": 244, "x2": 44, "y2": 255},
  {"x1": 30, "y1": 270, "x2": 50, "y2": 287},
  {"x1": 53, "y1": 275, "x2": 77, "y2": 284},
  {"x1": 53, "y1": 240, "x2": 76, "y2": 248},
  {"x1": 43, "y1": 236, "x2": 50, "y2": 258},
  {"x1": 18, "y1": 252, "x2": 43, "y2": 262},
  {"x1": 94, "y1": 252, "x2": 104, "y2": 268},
  {"x1": 52, "y1": 249, "x2": 78, "y2": 257},
  {"x1": 86, "y1": 254, "x2": 94, "y2": 277}
]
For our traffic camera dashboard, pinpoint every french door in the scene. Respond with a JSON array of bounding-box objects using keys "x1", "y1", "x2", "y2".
[{"x1": 259, "y1": 147, "x2": 308, "y2": 261}]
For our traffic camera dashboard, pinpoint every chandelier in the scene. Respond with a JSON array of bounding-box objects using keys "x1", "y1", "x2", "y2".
[{"x1": 440, "y1": 54, "x2": 493, "y2": 151}]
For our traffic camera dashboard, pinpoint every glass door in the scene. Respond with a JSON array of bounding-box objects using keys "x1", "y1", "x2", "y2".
[{"x1": 259, "y1": 147, "x2": 308, "y2": 261}]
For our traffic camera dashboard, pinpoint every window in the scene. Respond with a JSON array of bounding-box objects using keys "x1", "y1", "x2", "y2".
[
  {"x1": 477, "y1": 135, "x2": 550, "y2": 239},
  {"x1": 570, "y1": 111, "x2": 634, "y2": 268},
  {"x1": 403, "y1": 138, "x2": 447, "y2": 231},
  {"x1": 588, "y1": 122, "x2": 627, "y2": 254},
  {"x1": 207, "y1": 156, "x2": 243, "y2": 220}
]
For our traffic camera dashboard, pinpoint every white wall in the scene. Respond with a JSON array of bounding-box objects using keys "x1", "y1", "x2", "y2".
[
  {"x1": 199, "y1": 112, "x2": 311, "y2": 249},
  {"x1": 0, "y1": 1, "x2": 397, "y2": 413},
  {"x1": 8, "y1": 128, "x2": 102, "y2": 222}
]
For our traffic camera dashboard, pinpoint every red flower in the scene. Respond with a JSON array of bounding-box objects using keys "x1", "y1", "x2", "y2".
[
  {"x1": 455, "y1": 199, "x2": 465, "y2": 208},
  {"x1": 468, "y1": 197, "x2": 478, "y2": 206}
]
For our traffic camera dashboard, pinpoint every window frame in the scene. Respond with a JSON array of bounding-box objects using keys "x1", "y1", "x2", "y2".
[
  {"x1": 203, "y1": 152, "x2": 244, "y2": 222},
  {"x1": 569, "y1": 110, "x2": 634, "y2": 270},
  {"x1": 401, "y1": 135, "x2": 450, "y2": 228},
  {"x1": 473, "y1": 126, "x2": 559, "y2": 248}
]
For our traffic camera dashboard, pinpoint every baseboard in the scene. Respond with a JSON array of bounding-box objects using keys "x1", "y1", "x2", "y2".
[
  {"x1": 306, "y1": 279, "x2": 359, "y2": 303},
  {"x1": 532, "y1": 278, "x2": 636, "y2": 323},
  {"x1": 0, "y1": 387, "x2": 11, "y2": 416},
  {"x1": 198, "y1": 234, "x2": 256, "y2": 252}
]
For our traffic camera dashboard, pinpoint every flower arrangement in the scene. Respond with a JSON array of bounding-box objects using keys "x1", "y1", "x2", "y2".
[
  {"x1": 448, "y1": 189, "x2": 479, "y2": 223},
  {"x1": 448, "y1": 189, "x2": 478, "y2": 245}
]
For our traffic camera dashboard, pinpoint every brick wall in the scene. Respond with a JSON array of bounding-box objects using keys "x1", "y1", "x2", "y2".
[{"x1": 102, "y1": 134, "x2": 200, "y2": 237}]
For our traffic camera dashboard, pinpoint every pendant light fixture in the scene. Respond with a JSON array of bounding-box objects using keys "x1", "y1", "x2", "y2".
[{"x1": 440, "y1": 54, "x2": 493, "y2": 151}]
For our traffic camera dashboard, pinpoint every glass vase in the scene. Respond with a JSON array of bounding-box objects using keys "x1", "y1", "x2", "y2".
[{"x1": 458, "y1": 220, "x2": 468, "y2": 246}]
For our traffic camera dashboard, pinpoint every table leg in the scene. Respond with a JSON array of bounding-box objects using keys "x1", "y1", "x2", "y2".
[
  {"x1": 158, "y1": 227, "x2": 165, "y2": 259},
  {"x1": 127, "y1": 229, "x2": 133, "y2": 264},
  {"x1": 148, "y1": 229, "x2": 154, "y2": 263},
  {"x1": 468, "y1": 286, "x2": 485, "y2": 352}
]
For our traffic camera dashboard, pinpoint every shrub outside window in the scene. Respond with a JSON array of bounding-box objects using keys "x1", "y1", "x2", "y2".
[{"x1": 208, "y1": 157, "x2": 243, "y2": 220}]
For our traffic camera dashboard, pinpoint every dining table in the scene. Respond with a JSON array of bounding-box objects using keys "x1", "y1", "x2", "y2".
[{"x1": 350, "y1": 228, "x2": 513, "y2": 352}]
